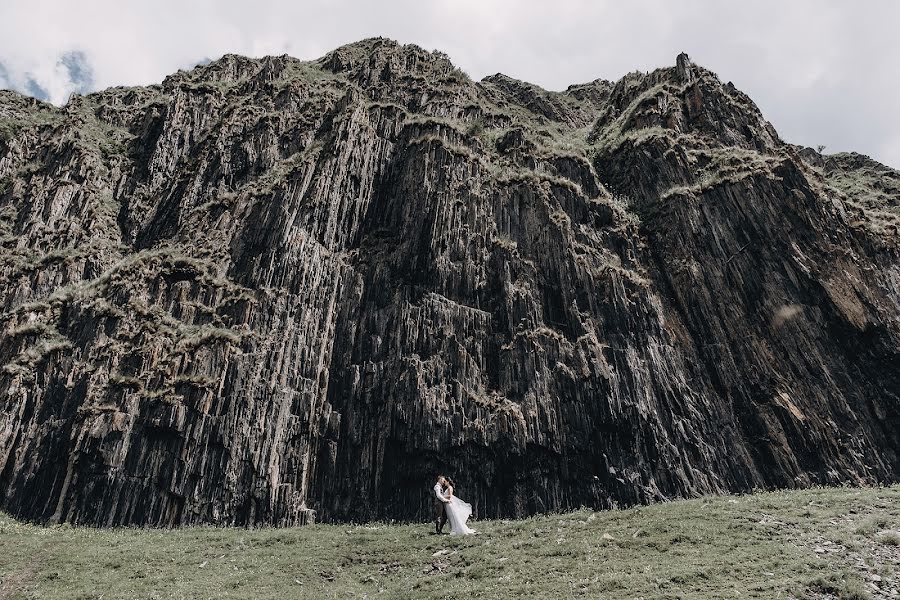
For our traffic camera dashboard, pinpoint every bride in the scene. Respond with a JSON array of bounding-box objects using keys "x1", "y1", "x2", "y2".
[{"x1": 442, "y1": 477, "x2": 476, "y2": 535}]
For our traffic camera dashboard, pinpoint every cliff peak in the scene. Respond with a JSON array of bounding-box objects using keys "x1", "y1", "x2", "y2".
[{"x1": 675, "y1": 51, "x2": 694, "y2": 83}]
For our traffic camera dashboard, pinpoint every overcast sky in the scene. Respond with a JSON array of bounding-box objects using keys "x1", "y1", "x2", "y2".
[{"x1": 1, "y1": 0, "x2": 898, "y2": 168}]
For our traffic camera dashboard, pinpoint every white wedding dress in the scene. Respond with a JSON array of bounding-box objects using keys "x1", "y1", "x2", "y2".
[{"x1": 444, "y1": 489, "x2": 475, "y2": 535}]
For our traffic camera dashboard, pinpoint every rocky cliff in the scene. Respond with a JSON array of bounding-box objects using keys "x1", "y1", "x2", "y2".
[{"x1": 1, "y1": 39, "x2": 897, "y2": 526}]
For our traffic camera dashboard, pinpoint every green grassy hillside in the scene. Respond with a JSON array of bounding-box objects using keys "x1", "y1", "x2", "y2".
[{"x1": 1, "y1": 486, "x2": 898, "y2": 599}]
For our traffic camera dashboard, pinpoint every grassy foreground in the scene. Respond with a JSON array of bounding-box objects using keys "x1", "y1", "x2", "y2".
[{"x1": 0, "y1": 487, "x2": 898, "y2": 599}]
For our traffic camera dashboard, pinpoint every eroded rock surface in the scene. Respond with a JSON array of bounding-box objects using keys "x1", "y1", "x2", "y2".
[{"x1": 0, "y1": 39, "x2": 897, "y2": 526}]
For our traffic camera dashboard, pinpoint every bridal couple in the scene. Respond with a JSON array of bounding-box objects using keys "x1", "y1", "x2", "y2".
[{"x1": 432, "y1": 475, "x2": 476, "y2": 535}]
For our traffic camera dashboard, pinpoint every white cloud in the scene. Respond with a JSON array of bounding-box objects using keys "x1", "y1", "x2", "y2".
[{"x1": 0, "y1": 0, "x2": 898, "y2": 167}]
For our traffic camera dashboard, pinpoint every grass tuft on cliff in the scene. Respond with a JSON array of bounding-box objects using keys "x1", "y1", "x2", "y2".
[{"x1": 0, "y1": 486, "x2": 897, "y2": 599}]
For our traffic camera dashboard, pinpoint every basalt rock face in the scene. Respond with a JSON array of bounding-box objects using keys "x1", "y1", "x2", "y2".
[{"x1": 0, "y1": 39, "x2": 897, "y2": 526}]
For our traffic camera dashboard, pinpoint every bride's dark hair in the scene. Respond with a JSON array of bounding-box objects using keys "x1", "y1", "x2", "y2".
[{"x1": 445, "y1": 477, "x2": 455, "y2": 488}]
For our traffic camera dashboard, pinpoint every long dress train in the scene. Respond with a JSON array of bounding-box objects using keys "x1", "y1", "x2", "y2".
[{"x1": 444, "y1": 493, "x2": 476, "y2": 535}]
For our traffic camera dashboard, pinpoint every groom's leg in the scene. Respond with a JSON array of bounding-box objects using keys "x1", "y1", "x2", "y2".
[
  {"x1": 434, "y1": 502, "x2": 443, "y2": 533},
  {"x1": 435, "y1": 505, "x2": 440, "y2": 533}
]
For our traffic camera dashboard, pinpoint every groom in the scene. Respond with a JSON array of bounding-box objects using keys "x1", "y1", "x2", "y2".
[{"x1": 433, "y1": 475, "x2": 450, "y2": 533}]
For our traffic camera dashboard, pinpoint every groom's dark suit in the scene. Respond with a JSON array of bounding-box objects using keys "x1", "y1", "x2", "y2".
[{"x1": 433, "y1": 482, "x2": 447, "y2": 533}]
